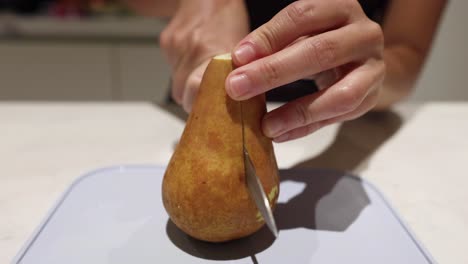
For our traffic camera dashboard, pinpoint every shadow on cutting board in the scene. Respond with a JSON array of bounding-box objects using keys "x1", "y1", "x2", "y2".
[
  {"x1": 165, "y1": 111, "x2": 402, "y2": 262},
  {"x1": 293, "y1": 110, "x2": 403, "y2": 172},
  {"x1": 165, "y1": 169, "x2": 368, "y2": 262}
]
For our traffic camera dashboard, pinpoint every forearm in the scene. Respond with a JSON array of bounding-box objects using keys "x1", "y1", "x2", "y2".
[
  {"x1": 374, "y1": 44, "x2": 425, "y2": 110},
  {"x1": 374, "y1": 0, "x2": 447, "y2": 110}
]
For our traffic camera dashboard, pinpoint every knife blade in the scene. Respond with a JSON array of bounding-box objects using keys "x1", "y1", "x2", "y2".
[{"x1": 243, "y1": 147, "x2": 279, "y2": 238}]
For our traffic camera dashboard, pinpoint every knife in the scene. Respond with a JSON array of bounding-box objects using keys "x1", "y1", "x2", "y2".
[{"x1": 243, "y1": 146, "x2": 279, "y2": 238}]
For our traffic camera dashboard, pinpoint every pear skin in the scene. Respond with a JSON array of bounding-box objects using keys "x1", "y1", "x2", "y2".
[{"x1": 162, "y1": 54, "x2": 279, "y2": 242}]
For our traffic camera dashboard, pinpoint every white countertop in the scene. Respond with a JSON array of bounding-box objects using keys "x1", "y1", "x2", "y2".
[{"x1": 1, "y1": 102, "x2": 467, "y2": 263}]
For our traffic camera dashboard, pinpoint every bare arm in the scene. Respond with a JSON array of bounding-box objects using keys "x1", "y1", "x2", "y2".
[{"x1": 375, "y1": 0, "x2": 447, "y2": 110}]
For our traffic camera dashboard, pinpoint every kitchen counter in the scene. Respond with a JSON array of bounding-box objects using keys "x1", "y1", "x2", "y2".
[{"x1": 1, "y1": 102, "x2": 467, "y2": 263}]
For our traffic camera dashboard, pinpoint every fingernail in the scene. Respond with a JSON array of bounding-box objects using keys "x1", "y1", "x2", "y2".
[
  {"x1": 227, "y1": 74, "x2": 252, "y2": 99},
  {"x1": 263, "y1": 116, "x2": 285, "y2": 138},
  {"x1": 234, "y1": 43, "x2": 256, "y2": 65},
  {"x1": 274, "y1": 133, "x2": 289, "y2": 143}
]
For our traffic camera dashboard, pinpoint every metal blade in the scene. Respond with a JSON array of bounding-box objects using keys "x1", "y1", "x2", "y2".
[{"x1": 243, "y1": 147, "x2": 278, "y2": 238}]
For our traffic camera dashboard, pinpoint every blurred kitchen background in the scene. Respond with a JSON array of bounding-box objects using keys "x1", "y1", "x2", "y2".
[{"x1": 0, "y1": 0, "x2": 466, "y2": 103}]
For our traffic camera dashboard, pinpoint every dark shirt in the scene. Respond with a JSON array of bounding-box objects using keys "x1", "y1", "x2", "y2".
[{"x1": 246, "y1": 0, "x2": 389, "y2": 30}]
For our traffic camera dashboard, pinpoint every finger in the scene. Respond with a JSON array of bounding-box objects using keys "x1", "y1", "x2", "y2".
[
  {"x1": 164, "y1": 20, "x2": 202, "y2": 67},
  {"x1": 273, "y1": 88, "x2": 379, "y2": 142},
  {"x1": 173, "y1": 47, "x2": 226, "y2": 104},
  {"x1": 226, "y1": 22, "x2": 383, "y2": 100},
  {"x1": 161, "y1": 4, "x2": 204, "y2": 67},
  {"x1": 262, "y1": 58, "x2": 385, "y2": 138},
  {"x1": 232, "y1": 0, "x2": 362, "y2": 65},
  {"x1": 313, "y1": 61, "x2": 362, "y2": 90},
  {"x1": 171, "y1": 67, "x2": 188, "y2": 104},
  {"x1": 182, "y1": 60, "x2": 210, "y2": 112},
  {"x1": 314, "y1": 68, "x2": 341, "y2": 90},
  {"x1": 273, "y1": 122, "x2": 323, "y2": 143},
  {"x1": 160, "y1": 10, "x2": 187, "y2": 64},
  {"x1": 319, "y1": 87, "x2": 380, "y2": 125},
  {"x1": 182, "y1": 74, "x2": 202, "y2": 112},
  {"x1": 171, "y1": 43, "x2": 208, "y2": 104}
]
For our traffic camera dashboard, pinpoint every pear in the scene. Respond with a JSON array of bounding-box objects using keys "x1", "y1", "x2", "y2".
[{"x1": 162, "y1": 54, "x2": 279, "y2": 242}]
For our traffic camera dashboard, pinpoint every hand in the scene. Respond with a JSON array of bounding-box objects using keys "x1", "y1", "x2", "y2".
[
  {"x1": 225, "y1": 0, "x2": 385, "y2": 142},
  {"x1": 160, "y1": 0, "x2": 249, "y2": 112}
]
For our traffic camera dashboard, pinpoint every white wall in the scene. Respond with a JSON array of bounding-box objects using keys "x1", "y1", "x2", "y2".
[
  {"x1": 0, "y1": 1, "x2": 466, "y2": 102},
  {"x1": 410, "y1": 0, "x2": 468, "y2": 101}
]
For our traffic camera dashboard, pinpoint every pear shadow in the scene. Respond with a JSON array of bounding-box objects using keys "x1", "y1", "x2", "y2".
[
  {"x1": 166, "y1": 220, "x2": 275, "y2": 261},
  {"x1": 165, "y1": 169, "x2": 370, "y2": 262},
  {"x1": 281, "y1": 110, "x2": 403, "y2": 231},
  {"x1": 274, "y1": 169, "x2": 369, "y2": 232},
  {"x1": 165, "y1": 110, "x2": 403, "y2": 262}
]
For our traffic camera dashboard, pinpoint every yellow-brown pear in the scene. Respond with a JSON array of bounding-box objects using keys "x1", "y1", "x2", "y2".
[{"x1": 162, "y1": 54, "x2": 280, "y2": 242}]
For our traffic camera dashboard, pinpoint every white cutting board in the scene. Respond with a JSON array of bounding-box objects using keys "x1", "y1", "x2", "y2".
[{"x1": 13, "y1": 165, "x2": 434, "y2": 263}]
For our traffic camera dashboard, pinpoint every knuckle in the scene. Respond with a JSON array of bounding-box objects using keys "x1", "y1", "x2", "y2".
[
  {"x1": 192, "y1": 32, "x2": 214, "y2": 57},
  {"x1": 305, "y1": 36, "x2": 338, "y2": 71},
  {"x1": 337, "y1": 84, "x2": 364, "y2": 113},
  {"x1": 188, "y1": 30, "x2": 205, "y2": 53},
  {"x1": 172, "y1": 32, "x2": 185, "y2": 48},
  {"x1": 293, "y1": 102, "x2": 312, "y2": 126},
  {"x1": 256, "y1": 27, "x2": 279, "y2": 54},
  {"x1": 260, "y1": 59, "x2": 281, "y2": 87},
  {"x1": 366, "y1": 21, "x2": 384, "y2": 47},
  {"x1": 336, "y1": 0, "x2": 357, "y2": 15},
  {"x1": 188, "y1": 29, "x2": 202, "y2": 46},
  {"x1": 284, "y1": 1, "x2": 315, "y2": 27},
  {"x1": 159, "y1": 30, "x2": 170, "y2": 49}
]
